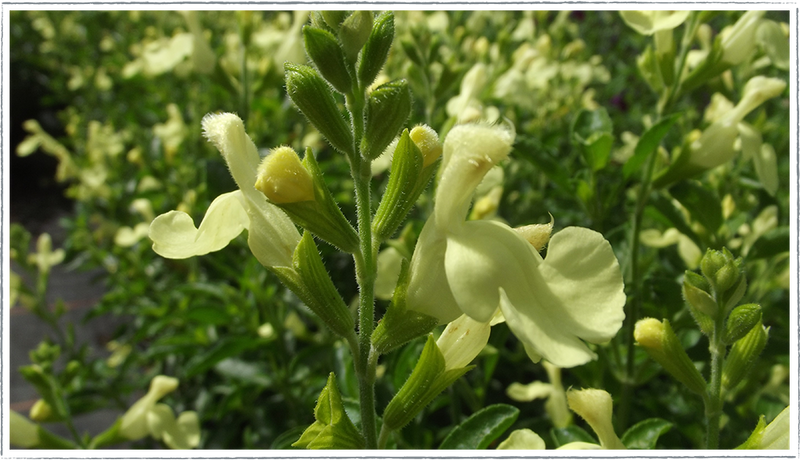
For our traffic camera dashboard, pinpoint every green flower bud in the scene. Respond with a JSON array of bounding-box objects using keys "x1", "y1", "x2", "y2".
[
  {"x1": 724, "y1": 304, "x2": 762, "y2": 345},
  {"x1": 358, "y1": 11, "x2": 394, "y2": 87},
  {"x1": 634, "y1": 318, "x2": 707, "y2": 396},
  {"x1": 723, "y1": 322, "x2": 768, "y2": 390},
  {"x1": 259, "y1": 147, "x2": 358, "y2": 253},
  {"x1": 700, "y1": 249, "x2": 727, "y2": 282},
  {"x1": 683, "y1": 270, "x2": 719, "y2": 321},
  {"x1": 373, "y1": 128, "x2": 439, "y2": 241},
  {"x1": 382, "y1": 335, "x2": 472, "y2": 431},
  {"x1": 29, "y1": 399, "x2": 55, "y2": 422},
  {"x1": 361, "y1": 80, "x2": 411, "y2": 160},
  {"x1": 321, "y1": 11, "x2": 348, "y2": 31},
  {"x1": 284, "y1": 63, "x2": 354, "y2": 156},
  {"x1": 372, "y1": 258, "x2": 438, "y2": 354},
  {"x1": 303, "y1": 26, "x2": 352, "y2": 94},
  {"x1": 293, "y1": 373, "x2": 365, "y2": 449},
  {"x1": 339, "y1": 11, "x2": 373, "y2": 62}
]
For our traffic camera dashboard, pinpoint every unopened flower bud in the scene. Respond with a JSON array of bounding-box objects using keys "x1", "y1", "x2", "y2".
[
  {"x1": 635, "y1": 318, "x2": 707, "y2": 395},
  {"x1": 724, "y1": 304, "x2": 762, "y2": 345},
  {"x1": 700, "y1": 249, "x2": 727, "y2": 282},
  {"x1": 29, "y1": 399, "x2": 53, "y2": 422},
  {"x1": 255, "y1": 147, "x2": 315, "y2": 204},
  {"x1": 683, "y1": 270, "x2": 718, "y2": 320},
  {"x1": 409, "y1": 124, "x2": 443, "y2": 167}
]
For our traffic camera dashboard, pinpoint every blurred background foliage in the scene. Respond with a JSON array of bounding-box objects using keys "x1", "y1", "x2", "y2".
[{"x1": 9, "y1": 10, "x2": 790, "y2": 449}]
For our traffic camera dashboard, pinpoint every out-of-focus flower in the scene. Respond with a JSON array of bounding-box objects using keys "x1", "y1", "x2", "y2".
[
  {"x1": 28, "y1": 233, "x2": 65, "y2": 276},
  {"x1": 506, "y1": 361, "x2": 572, "y2": 428},
  {"x1": 619, "y1": 11, "x2": 690, "y2": 35},
  {"x1": 564, "y1": 388, "x2": 626, "y2": 449},
  {"x1": 153, "y1": 104, "x2": 188, "y2": 161},
  {"x1": 641, "y1": 227, "x2": 702, "y2": 268}
]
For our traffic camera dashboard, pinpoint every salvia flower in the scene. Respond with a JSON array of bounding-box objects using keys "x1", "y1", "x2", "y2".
[
  {"x1": 405, "y1": 123, "x2": 625, "y2": 368},
  {"x1": 149, "y1": 113, "x2": 301, "y2": 268}
]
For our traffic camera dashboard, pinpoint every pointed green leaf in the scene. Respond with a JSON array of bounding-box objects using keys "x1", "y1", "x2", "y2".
[
  {"x1": 621, "y1": 418, "x2": 673, "y2": 449},
  {"x1": 550, "y1": 425, "x2": 596, "y2": 447},
  {"x1": 669, "y1": 180, "x2": 723, "y2": 233},
  {"x1": 439, "y1": 404, "x2": 520, "y2": 449},
  {"x1": 624, "y1": 113, "x2": 680, "y2": 179}
]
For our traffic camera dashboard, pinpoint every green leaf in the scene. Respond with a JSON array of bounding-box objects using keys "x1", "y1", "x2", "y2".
[
  {"x1": 621, "y1": 418, "x2": 673, "y2": 449},
  {"x1": 361, "y1": 80, "x2": 411, "y2": 160},
  {"x1": 624, "y1": 113, "x2": 680, "y2": 179},
  {"x1": 184, "y1": 337, "x2": 261, "y2": 378},
  {"x1": 284, "y1": 63, "x2": 354, "y2": 156},
  {"x1": 571, "y1": 108, "x2": 613, "y2": 171},
  {"x1": 669, "y1": 180, "x2": 723, "y2": 233},
  {"x1": 358, "y1": 11, "x2": 394, "y2": 87},
  {"x1": 303, "y1": 26, "x2": 352, "y2": 94},
  {"x1": 185, "y1": 305, "x2": 230, "y2": 325},
  {"x1": 515, "y1": 137, "x2": 573, "y2": 193},
  {"x1": 550, "y1": 425, "x2": 596, "y2": 447},
  {"x1": 439, "y1": 404, "x2": 520, "y2": 449},
  {"x1": 747, "y1": 226, "x2": 789, "y2": 259}
]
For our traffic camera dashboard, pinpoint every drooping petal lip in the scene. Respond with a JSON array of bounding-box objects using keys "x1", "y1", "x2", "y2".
[{"x1": 149, "y1": 190, "x2": 249, "y2": 259}]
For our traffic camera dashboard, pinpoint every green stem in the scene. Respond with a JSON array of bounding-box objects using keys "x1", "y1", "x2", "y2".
[
  {"x1": 620, "y1": 13, "x2": 702, "y2": 427},
  {"x1": 705, "y1": 313, "x2": 726, "y2": 449},
  {"x1": 658, "y1": 12, "x2": 701, "y2": 117},
  {"x1": 347, "y1": 83, "x2": 379, "y2": 448}
]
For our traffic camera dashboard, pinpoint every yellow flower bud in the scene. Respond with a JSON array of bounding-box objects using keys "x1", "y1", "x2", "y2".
[
  {"x1": 633, "y1": 317, "x2": 665, "y2": 349},
  {"x1": 409, "y1": 124, "x2": 443, "y2": 167},
  {"x1": 29, "y1": 399, "x2": 53, "y2": 422},
  {"x1": 566, "y1": 388, "x2": 625, "y2": 449},
  {"x1": 254, "y1": 146, "x2": 314, "y2": 204}
]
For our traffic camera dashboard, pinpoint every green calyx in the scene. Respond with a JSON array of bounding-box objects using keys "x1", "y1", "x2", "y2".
[
  {"x1": 372, "y1": 258, "x2": 439, "y2": 354},
  {"x1": 270, "y1": 148, "x2": 359, "y2": 254},
  {"x1": 723, "y1": 321, "x2": 769, "y2": 390},
  {"x1": 373, "y1": 130, "x2": 438, "y2": 241},
  {"x1": 285, "y1": 63, "x2": 354, "y2": 156},
  {"x1": 382, "y1": 335, "x2": 473, "y2": 431},
  {"x1": 293, "y1": 373, "x2": 365, "y2": 449},
  {"x1": 361, "y1": 80, "x2": 412, "y2": 161}
]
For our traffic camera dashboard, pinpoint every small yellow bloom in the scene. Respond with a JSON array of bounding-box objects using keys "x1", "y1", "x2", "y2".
[{"x1": 254, "y1": 146, "x2": 314, "y2": 204}]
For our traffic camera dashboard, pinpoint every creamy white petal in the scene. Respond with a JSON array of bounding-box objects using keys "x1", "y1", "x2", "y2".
[
  {"x1": 435, "y1": 124, "x2": 514, "y2": 231},
  {"x1": 149, "y1": 191, "x2": 249, "y2": 259},
  {"x1": 406, "y1": 217, "x2": 463, "y2": 323},
  {"x1": 536, "y1": 227, "x2": 626, "y2": 343}
]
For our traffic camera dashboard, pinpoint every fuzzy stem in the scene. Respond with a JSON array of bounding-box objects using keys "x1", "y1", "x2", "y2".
[{"x1": 705, "y1": 313, "x2": 726, "y2": 449}]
